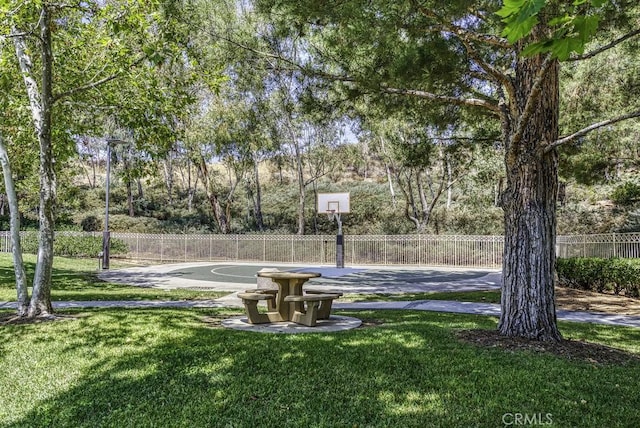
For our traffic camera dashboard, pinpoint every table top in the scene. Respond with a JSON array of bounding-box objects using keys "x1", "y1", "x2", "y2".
[{"x1": 256, "y1": 271, "x2": 321, "y2": 280}]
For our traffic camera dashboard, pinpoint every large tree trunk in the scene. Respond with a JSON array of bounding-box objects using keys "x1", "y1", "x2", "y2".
[
  {"x1": 31, "y1": 7, "x2": 56, "y2": 317},
  {"x1": 0, "y1": 133, "x2": 29, "y2": 316},
  {"x1": 498, "y1": 40, "x2": 561, "y2": 341},
  {"x1": 13, "y1": 9, "x2": 55, "y2": 318}
]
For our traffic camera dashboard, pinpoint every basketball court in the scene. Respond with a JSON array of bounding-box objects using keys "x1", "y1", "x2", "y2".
[
  {"x1": 100, "y1": 262, "x2": 501, "y2": 294},
  {"x1": 99, "y1": 193, "x2": 500, "y2": 294}
]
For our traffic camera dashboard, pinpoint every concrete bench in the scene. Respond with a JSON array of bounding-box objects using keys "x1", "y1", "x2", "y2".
[
  {"x1": 244, "y1": 289, "x2": 278, "y2": 311},
  {"x1": 283, "y1": 293, "x2": 340, "y2": 326},
  {"x1": 237, "y1": 292, "x2": 277, "y2": 324},
  {"x1": 303, "y1": 291, "x2": 343, "y2": 320}
]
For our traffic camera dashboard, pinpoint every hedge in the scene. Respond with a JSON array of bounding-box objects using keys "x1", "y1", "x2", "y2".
[
  {"x1": 556, "y1": 257, "x2": 640, "y2": 298},
  {"x1": 19, "y1": 234, "x2": 129, "y2": 258}
]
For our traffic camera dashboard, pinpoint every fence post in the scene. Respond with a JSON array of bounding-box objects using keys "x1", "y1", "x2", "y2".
[
  {"x1": 454, "y1": 235, "x2": 458, "y2": 266},
  {"x1": 384, "y1": 235, "x2": 388, "y2": 265}
]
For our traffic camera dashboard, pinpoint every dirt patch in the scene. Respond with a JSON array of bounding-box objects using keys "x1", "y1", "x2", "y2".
[
  {"x1": 555, "y1": 287, "x2": 640, "y2": 316},
  {"x1": 456, "y1": 288, "x2": 640, "y2": 365},
  {"x1": 0, "y1": 313, "x2": 78, "y2": 326},
  {"x1": 457, "y1": 329, "x2": 640, "y2": 366}
]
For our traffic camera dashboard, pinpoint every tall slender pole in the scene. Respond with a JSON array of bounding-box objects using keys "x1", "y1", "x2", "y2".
[
  {"x1": 102, "y1": 142, "x2": 111, "y2": 269},
  {"x1": 336, "y1": 213, "x2": 344, "y2": 268}
]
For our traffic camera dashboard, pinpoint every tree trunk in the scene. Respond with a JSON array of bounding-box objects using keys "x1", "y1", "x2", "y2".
[
  {"x1": 208, "y1": 193, "x2": 229, "y2": 233},
  {"x1": 446, "y1": 155, "x2": 453, "y2": 209},
  {"x1": 163, "y1": 157, "x2": 174, "y2": 207},
  {"x1": 498, "y1": 42, "x2": 561, "y2": 341},
  {"x1": 197, "y1": 157, "x2": 229, "y2": 233},
  {"x1": 126, "y1": 179, "x2": 135, "y2": 216},
  {"x1": 252, "y1": 153, "x2": 264, "y2": 231},
  {"x1": 0, "y1": 133, "x2": 29, "y2": 316},
  {"x1": 14, "y1": 10, "x2": 55, "y2": 317},
  {"x1": 295, "y1": 143, "x2": 305, "y2": 235}
]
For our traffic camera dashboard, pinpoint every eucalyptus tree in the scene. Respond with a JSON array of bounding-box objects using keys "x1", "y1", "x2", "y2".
[
  {"x1": 185, "y1": 92, "x2": 259, "y2": 234},
  {"x1": 0, "y1": 34, "x2": 32, "y2": 315},
  {"x1": 194, "y1": 0, "x2": 347, "y2": 234},
  {"x1": 256, "y1": 0, "x2": 640, "y2": 341},
  {"x1": 0, "y1": 132, "x2": 28, "y2": 316},
  {"x1": 365, "y1": 116, "x2": 477, "y2": 232},
  {"x1": 1, "y1": 0, "x2": 197, "y2": 318}
]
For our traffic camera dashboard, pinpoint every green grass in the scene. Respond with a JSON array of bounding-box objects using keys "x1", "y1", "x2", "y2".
[
  {"x1": 0, "y1": 254, "x2": 227, "y2": 302},
  {"x1": 1, "y1": 308, "x2": 639, "y2": 427},
  {"x1": 2, "y1": 255, "x2": 640, "y2": 426}
]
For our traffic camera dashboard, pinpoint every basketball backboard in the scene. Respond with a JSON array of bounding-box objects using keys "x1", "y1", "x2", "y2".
[{"x1": 317, "y1": 192, "x2": 350, "y2": 214}]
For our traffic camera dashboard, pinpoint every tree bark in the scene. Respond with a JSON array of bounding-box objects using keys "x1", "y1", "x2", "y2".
[
  {"x1": 498, "y1": 36, "x2": 561, "y2": 341},
  {"x1": 294, "y1": 139, "x2": 306, "y2": 235},
  {"x1": 0, "y1": 133, "x2": 29, "y2": 316},
  {"x1": 163, "y1": 156, "x2": 174, "y2": 207},
  {"x1": 14, "y1": 10, "x2": 56, "y2": 317},
  {"x1": 197, "y1": 157, "x2": 229, "y2": 233},
  {"x1": 252, "y1": 152, "x2": 264, "y2": 231}
]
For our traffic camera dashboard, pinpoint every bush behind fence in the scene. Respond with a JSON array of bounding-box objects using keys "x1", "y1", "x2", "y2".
[{"x1": 0, "y1": 232, "x2": 638, "y2": 267}]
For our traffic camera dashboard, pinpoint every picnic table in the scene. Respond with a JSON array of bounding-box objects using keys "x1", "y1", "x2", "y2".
[{"x1": 237, "y1": 271, "x2": 341, "y2": 327}]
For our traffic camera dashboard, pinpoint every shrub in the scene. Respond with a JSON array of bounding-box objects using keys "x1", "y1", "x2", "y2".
[
  {"x1": 556, "y1": 258, "x2": 607, "y2": 291},
  {"x1": 557, "y1": 257, "x2": 640, "y2": 297},
  {"x1": 611, "y1": 181, "x2": 640, "y2": 206},
  {"x1": 80, "y1": 215, "x2": 101, "y2": 232},
  {"x1": 20, "y1": 233, "x2": 128, "y2": 258}
]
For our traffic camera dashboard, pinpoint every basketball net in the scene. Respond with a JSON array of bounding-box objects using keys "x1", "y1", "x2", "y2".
[{"x1": 327, "y1": 210, "x2": 340, "y2": 223}]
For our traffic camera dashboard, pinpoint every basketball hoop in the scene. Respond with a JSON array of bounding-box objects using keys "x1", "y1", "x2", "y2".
[
  {"x1": 318, "y1": 192, "x2": 349, "y2": 268},
  {"x1": 327, "y1": 210, "x2": 340, "y2": 223}
]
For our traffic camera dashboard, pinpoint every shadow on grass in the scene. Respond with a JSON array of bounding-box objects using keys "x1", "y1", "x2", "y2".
[
  {"x1": 0, "y1": 258, "x2": 96, "y2": 296},
  {"x1": 3, "y1": 309, "x2": 640, "y2": 427},
  {"x1": 0, "y1": 256, "x2": 225, "y2": 302}
]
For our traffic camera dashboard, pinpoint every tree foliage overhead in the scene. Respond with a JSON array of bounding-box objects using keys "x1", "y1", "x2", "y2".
[
  {"x1": 253, "y1": 0, "x2": 640, "y2": 341},
  {"x1": 0, "y1": 0, "x2": 204, "y2": 318}
]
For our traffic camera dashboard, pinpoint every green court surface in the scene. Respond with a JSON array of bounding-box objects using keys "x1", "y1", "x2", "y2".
[{"x1": 164, "y1": 263, "x2": 501, "y2": 293}]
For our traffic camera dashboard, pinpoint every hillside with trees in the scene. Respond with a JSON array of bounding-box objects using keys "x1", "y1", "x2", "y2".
[
  {"x1": 1, "y1": 1, "x2": 637, "y2": 238},
  {"x1": 8, "y1": 134, "x2": 636, "y2": 237}
]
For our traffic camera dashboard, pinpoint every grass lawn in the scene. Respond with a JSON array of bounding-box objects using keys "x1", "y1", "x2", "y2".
[
  {"x1": 2, "y1": 255, "x2": 640, "y2": 426},
  {"x1": 0, "y1": 254, "x2": 227, "y2": 302},
  {"x1": 1, "y1": 308, "x2": 639, "y2": 427}
]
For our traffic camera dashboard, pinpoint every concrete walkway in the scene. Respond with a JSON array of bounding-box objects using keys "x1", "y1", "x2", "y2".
[
  {"x1": 2, "y1": 262, "x2": 640, "y2": 328},
  {"x1": 2, "y1": 297, "x2": 640, "y2": 328}
]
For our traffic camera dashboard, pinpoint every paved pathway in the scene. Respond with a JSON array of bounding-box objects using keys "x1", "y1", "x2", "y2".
[
  {"x1": 2, "y1": 262, "x2": 640, "y2": 328},
  {"x1": 2, "y1": 297, "x2": 640, "y2": 328}
]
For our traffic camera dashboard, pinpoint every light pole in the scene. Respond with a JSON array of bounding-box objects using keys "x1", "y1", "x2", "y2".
[
  {"x1": 102, "y1": 140, "x2": 113, "y2": 269},
  {"x1": 102, "y1": 138, "x2": 127, "y2": 269}
]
